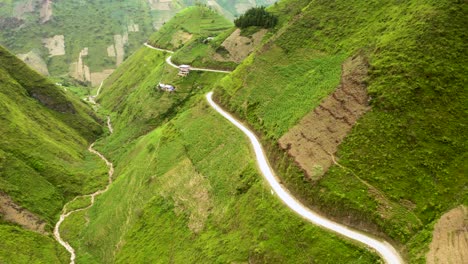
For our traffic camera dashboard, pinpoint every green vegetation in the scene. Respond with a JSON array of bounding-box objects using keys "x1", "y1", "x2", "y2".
[
  {"x1": 234, "y1": 7, "x2": 278, "y2": 29},
  {"x1": 0, "y1": 1, "x2": 277, "y2": 81},
  {"x1": 147, "y1": 6, "x2": 233, "y2": 50},
  {"x1": 59, "y1": 45, "x2": 378, "y2": 263},
  {"x1": 0, "y1": 45, "x2": 107, "y2": 261},
  {"x1": 171, "y1": 27, "x2": 239, "y2": 70},
  {"x1": 215, "y1": 0, "x2": 467, "y2": 262},
  {"x1": 0, "y1": 0, "x2": 155, "y2": 76},
  {"x1": 0, "y1": 224, "x2": 68, "y2": 263}
]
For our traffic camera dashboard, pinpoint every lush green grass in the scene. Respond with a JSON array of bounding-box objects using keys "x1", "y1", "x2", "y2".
[
  {"x1": 214, "y1": 0, "x2": 467, "y2": 262},
  {"x1": 0, "y1": 224, "x2": 68, "y2": 263},
  {"x1": 217, "y1": 49, "x2": 345, "y2": 139},
  {"x1": 0, "y1": 46, "x2": 107, "y2": 223},
  {"x1": 0, "y1": 0, "x2": 155, "y2": 76},
  {"x1": 148, "y1": 6, "x2": 233, "y2": 50},
  {"x1": 171, "y1": 27, "x2": 239, "y2": 70},
  {"x1": 0, "y1": 45, "x2": 109, "y2": 262},
  {"x1": 0, "y1": 1, "x2": 278, "y2": 78},
  {"x1": 58, "y1": 43, "x2": 379, "y2": 262}
]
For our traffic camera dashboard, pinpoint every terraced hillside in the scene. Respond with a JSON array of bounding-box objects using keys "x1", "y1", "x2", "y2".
[
  {"x1": 147, "y1": 6, "x2": 233, "y2": 50},
  {"x1": 215, "y1": 0, "x2": 467, "y2": 262},
  {"x1": 0, "y1": 0, "x2": 275, "y2": 85},
  {"x1": 0, "y1": 45, "x2": 108, "y2": 262},
  {"x1": 55, "y1": 10, "x2": 380, "y2": 263}
]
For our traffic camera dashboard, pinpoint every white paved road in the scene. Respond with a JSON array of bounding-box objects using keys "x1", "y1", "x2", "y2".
[
  {"x1": 206, "y1": 92, "x2": 404, "y2": 264},
  {"x1": 144, "y1": 43, "x2": 231, "y2": 73}
]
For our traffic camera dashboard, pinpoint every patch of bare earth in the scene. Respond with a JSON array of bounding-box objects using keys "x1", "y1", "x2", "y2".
[
  {"x1": 171, "y1": 30, "x2": 193, "y2": 48},
  {"x1": 107, "y1": 45, "x2": 116, "y2": 57},
  {"x1": 148, "y1": 0, "x2": 171, "y2": 11},
  {"x1": 42, "y1": 35, "x2": 65, "y2": 56},
  {"x1": 279, "y1": 55, "x2": 370, "y2": 180},
  {"x1": 39, "y1": 0, "x2": 52, "y2": 23},
  {"x1": 14, "y1": 0, "x2": 35, "y2": 19},
  {"x1": 0, "y1": 192, "x2": 46, "y2": 234},
  {"x1": 214, "y1": 28, "x2": 267, "y2": 63},
  {"x1": 127, "y1": 22, "x2": 139, "y2": 32},
  {"x1": 17, "y1": 50, "x2": 49, "y2": 76},
  {"x1": 158, "y1": 159, "x2": 212, "y2": 233},
  {"x1": 427, "y1": 205, "x2": 468, "y2": 264},
  {"x1": 114, "y1": 34, "x2": 128, "y2": 66},
  {"x1": 70, "y1": 47, "x2": 91, "y2": 83},
  {"x1": 90, "y1": 69, "x2": 114, "y2": 87}
]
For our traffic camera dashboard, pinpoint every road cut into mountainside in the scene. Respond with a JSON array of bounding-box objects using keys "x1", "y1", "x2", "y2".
[
  {"x1": 144, "y1": 43, "x2": 232, "y2": 73},
  {"x1": 206, "y1": 91, "x2": 404, "y2": 264}
]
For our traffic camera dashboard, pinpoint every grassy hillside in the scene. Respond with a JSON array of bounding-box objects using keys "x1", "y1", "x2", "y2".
[
  {"x1": 59, "y1": 45, "x2": 378, "y2": 263},
  {"x1": 53, "y1": 10, "x2": 382, "y2": 261},
  {"x1": 0, "y1": 45, "x2": 108, "y2": 262},
  {"x1": 0, "y1": 0, "x2": 273, "y2": 82},
  {"x1": 215, "y1": 0, "x2": 467, "y2": 262},
  {"x1": 147, "y1": 6, "x2": 232, "y2": 50}
]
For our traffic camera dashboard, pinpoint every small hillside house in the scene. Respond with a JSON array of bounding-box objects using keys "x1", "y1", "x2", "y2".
[
  {"x1": 178, "y1": 65, "x2": 191, "y2": 77},
  {"x1": 158, "y1": 83, "x2": 175, "y2": 92}
]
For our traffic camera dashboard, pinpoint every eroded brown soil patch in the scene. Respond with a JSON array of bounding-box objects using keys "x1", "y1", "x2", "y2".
[
  {"x1": 42, "y1": 35, "x2": 65, "y2": 56},
  {"x1": 279, "y1": 55, "x2": 369, "y2": 180},
  {"x1": 427, "y1": 205, "x2": 468, "y2": 264},
  {"x1": 214, "y1": 28, "x2": 267, "y2": 63},
  {"x1": 0, "y1": 192, "x2": 46, "y2": 234},
  {"x1": 90, "y1": 69, "x2": 114, "y2": 87},
  {"x1": 170, "y1": 31, "x2": 193, "y2": 48},
  {"x1": 39, "y1": 0, "x2": 52, "y2": 23}
]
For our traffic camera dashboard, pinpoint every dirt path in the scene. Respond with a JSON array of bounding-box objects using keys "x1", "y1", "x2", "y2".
[{"x1": 206, "y1": 92, "x2": 403, "y2": 264}]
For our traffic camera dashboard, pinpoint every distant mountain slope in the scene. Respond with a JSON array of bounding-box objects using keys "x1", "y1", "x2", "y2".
[
  {"x1": 215, "y1": 0, "x2": 467, "y2": 262},
  {"x1": 0, "y1": 45, "x2": 107, "y2": 262},
  {"x1": 0, "y1": 0, "x2": 275, "y2": 85}
]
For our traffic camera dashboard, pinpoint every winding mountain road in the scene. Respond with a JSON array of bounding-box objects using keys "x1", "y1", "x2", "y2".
[
  {"x1": 144, "y1": 41, "x2": 404, "y2": 263},
  {"x1": 144, "y1": 43, "x2": 232, "y2": 73},
  {"x1": 206, "y1": 92, "x2": 403, "y2": 264}
]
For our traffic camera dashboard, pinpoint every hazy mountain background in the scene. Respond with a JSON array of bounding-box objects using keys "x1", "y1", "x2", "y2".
[{"x1": 0, "y1": 0, "x2": 276, "y2": 85}]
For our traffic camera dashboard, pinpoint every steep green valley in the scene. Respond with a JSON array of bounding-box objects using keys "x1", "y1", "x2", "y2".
[
  {"x1": 58, "y1": 46, "x2": 378, "y2": 263},
  {"x1": 0, "y1": 45, "x2": 107, "y2": 262},
  {"x1": 1, "y1": 0, "x2": 466, "y2": 263}
]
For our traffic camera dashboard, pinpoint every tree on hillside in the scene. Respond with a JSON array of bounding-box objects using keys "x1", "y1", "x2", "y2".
[{"x1": 234, "y1": 7, "x2": 278, "y2": 29}]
